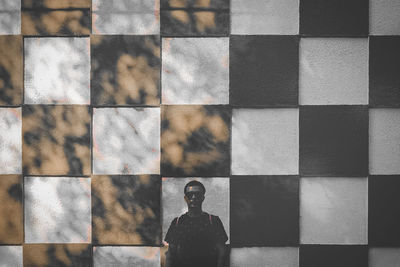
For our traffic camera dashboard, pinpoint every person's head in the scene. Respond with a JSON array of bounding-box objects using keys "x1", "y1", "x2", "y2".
[{"x1": 184, "y1": 180, "x2": 206, "y2": 209}]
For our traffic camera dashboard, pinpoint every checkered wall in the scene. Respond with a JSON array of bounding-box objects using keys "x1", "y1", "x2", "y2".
[{"x1": 1, "y1": 0, "x2": 400, "y2": 266}]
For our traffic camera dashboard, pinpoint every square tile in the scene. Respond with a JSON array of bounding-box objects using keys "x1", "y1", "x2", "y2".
[
  {"x1": 0, "y1": 175, "x2": 22, "y2": 244},
  {"x1": 22, "y1": 105, "x2": 91, "y2": 175},
  {"x1": 93, "y1": 246, "x2": 160, "y2": 267},
  {"x1": 92, "y1": 175, "x2": 161, "y2": 245},
  {"x1": 369, "y1": 37, "x2": 400, "y2": 107},
  {"x1": 162, "y1": 177, "x2": 229, "y2": 242},
  {"x1": 300, "y1": 177, "x2": 368, "y2": 244},
  {"x1": 24, "y1": 176, "x2": 91, "y2": 243},
  {"x1": 24, "y1": 38, "x2": 90, "y2": 105},
  {"x1": 299, "y1": 245, "x2": 368, "y2": 267},
  {"x1": 231, "y1": 0, "x2": 299, "y2": 34},
  {"x1": 232, "y1": 108, "x2": 299, "y2": 175},
  {"x1": 0, "y1": 108, "x2": 21, "y2": 174},
  {"x1": 92, "y1": 0, "x2": 159, "y2": 34},
  {"x1": 161, "y1": 105, "x2": 231, "y2": 177},
  {"x1": 369, "y1": 175, "x2": 400, "y2": 246},
  {"x1": 299, "y1": 38, "x2": 368, "y2": 105},
  {"x1": 370, "y1": 0, "x2": 400, "y2": 35},
  {"x1": 300, "y1": 0, "x2": 368, "y2": 36},
  {"x1": 369, "y1": 248, "x2": 400, "y2": 267},
  {"x1": 369, "y1": 109, "x2": 400, "y2": 174},
  {"x1": 161, "y1": 9, "x2": 229, "y2": 37},
  {"x1": 91, "y1": 35, "x2": 160, "y2": 106},
  {"x1": 162, "y1": 38, "x2": 229, "y2": 104},
  {"x1": 23, "y1": 244, "x2": 92, "y2": 267},
  {"x1": 230, "y1": 36, "x2": 299, "y2": 107},
  {"x1": 0, "y1": 246, "x2": 22, "y2": 267},
  {"x1": 93, "y1": 107, "x2": 160, "y2": 175},
  {"x1": 230, "y1": 247, "x2": 299, "y2": 267},
  {"x1": 230, "y1": 176, "x2": 299, "y2": 246},
  {"x1": 0, "y1": 36, "x2": 22, "y2": 105},
  {"x1": 299, "y1": 106, "x2": 368, "y2": 176},
  {"x1": 0, "y1": 0, "x2": 21, "y2": 34}
]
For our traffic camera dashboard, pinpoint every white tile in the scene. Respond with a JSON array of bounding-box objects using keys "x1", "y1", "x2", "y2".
[
  {"x1": 93, "y1": 107, "x2": 160, "y2": 175},
  {"x1": 24, "y1": 177, "x2": 91, "y2": 243},
  {"x1": 231, "y1": 0, "x2": 299, "y2": 35},
  {"x1": 230, "y1": 247, "x2": 298, "y2": 267},
  {"x1": 162, "y1": 177, "x2": 229, "y2": 243},
  {"x1": 0, "y1": 246, "x2": 22, "y2": 267},
  {"x1": 0, "y1": 108, "x2": 21, "y2": 174},
  {"x1": 370, "y1": 109, "x2": 400, "y2": 174},
  {"x1": 300, "y1": 177, "x2": 368, "y2": 244},
  {"x1": 24, "y1": 38, "x2": 90, "y2": 104},
  {"x1": 93, "y1": 246, "x2": 160, "y2": 267},
  {"x1": 162, "y1": 38, "x2": 229, "y2": 104},
  {"x1": 0, "y1": 0, "x2": 20, "y2": 34},
  {"x1": 232, "y1": 108, "x2": 299, "y2": 175},
  {"x1": 370, "y1": 0, "x2": 400, "y2": 35},
  {"x1": 370, "y1": 248, "x2": 400, "y2": 267},
  {"x1": 299, "y1": 38, "x2": 368, "y2": 105}
]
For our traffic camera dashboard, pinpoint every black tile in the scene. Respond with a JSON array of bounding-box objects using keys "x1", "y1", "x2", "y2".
[
  {"x1": 230, "y1": 35, "x2": 299, "y2": 107},
  {"x1": 369, "y1": 37, "x2": 400, "y2": 107},
  {"x1": 299, "y1": 106, "x2": 368, "y2": 176},
  {"x1": 300, "y1": 0, "x2": 369, "y2": 36},
  {"x1": 300, "y1": 245, "x2": 368, "y2": 267},
  {"x1": 230, "y1": 176, "x2": 299, "y2": 246},
  {"x1": 369, "y1": 175, "x2": 400, "y2": 246}
]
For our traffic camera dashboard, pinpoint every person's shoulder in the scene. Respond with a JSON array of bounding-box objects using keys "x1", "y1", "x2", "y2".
[{"x1": 204, "y1": 212, "x2": 222, "y2": 223}]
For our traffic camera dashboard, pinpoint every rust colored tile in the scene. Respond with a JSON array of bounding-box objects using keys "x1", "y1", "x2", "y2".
[
  {"x1": 92, "y1": 175, "x2": 161, "y2": 245},
  {"x1": 22, "y1": 0, "x2": 91, "y2": 9},
  {"x1": 22, "y1": 10, "x2": 91, "y2": 35},
  {"x1": 23, "y1": 244, "x2": 91, "y2": 267},
  {"x1": 22, "y1": 105, "x2": 91, "y2": 175},
  {"x1": 0, "y1": 175, "x2": 22, "y2": 244},
  {"x1": 91, "y1": 35, "x2": 160, "y2": 105},
  {"x1": 0, "y1": 36, "x2": 22, "y2": 105}
]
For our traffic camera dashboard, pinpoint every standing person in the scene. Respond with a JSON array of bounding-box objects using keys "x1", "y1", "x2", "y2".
[{"x1": 164, "y1": 180, "x2": 228, "y2": 267}]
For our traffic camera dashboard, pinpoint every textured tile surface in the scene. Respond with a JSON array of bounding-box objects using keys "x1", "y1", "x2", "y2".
[
  {"x1": 24, "y1": 176, "x2": 91, "y2": 243},
  {"x1": 230, "y1": 176, "x2": 299, "y2": 246},
  {"x1": 23, "y1": 244, "x2": 92, "y2": 267},
  {"x1": 299, "y1": 38, "x2": 368, "y2": 105},
  {"x1": 0, "y1": 175, "x2": 22, "y2": 244},
  {"x1": 300, "y1": 0, "x2": 368, "y2": 36},
  {"x1": 0, "y1": 35, "x2": 22, "y2": 105},
  {"x1": 93, "y1": 107, "x2": 160, "y2": 175},
  {"x1": 162, "y1": 37, "x2": 229, "y2": 104},
  {"x1": 22, "y1": 0, "x2": 91, "y2": 8},
  {"x1": 230, "y1": 36, "x2": 299, "y2": 107},
  {"x1": 300, "y1": 106, "x2": 368, "y2": 176},
  {"x1": 0, "y1": 246, "x2": 22, "y2": 267},
  {"x1": 0, "y1": 108, "x2": 21, "y2": 174},
  {"x1": 161, "y1": 105, "x2": 231, "y2": 176},
  {"x1": 300, "y1": 245, "x2": 368, "y2": 267},
  {"x1": 369, "y1": 175, "x2": 400, "y2": 246},
  {"x1": 91, "y1": 35, "x2": 160, "y2": 106},
  {"x1": 232, "y1": 108, "x2": 299, "y2": 175},
  {"x1": 370, "y1": 0, "x2": 400, "y2": 35},
  {"x1": 92, "y1": 0, "x2": 159, "y2": 34},
  {"x1": 22, "y1": 105, "x2": 91, "y2": 175},
  {"x1": 300, "y1": 177, "x2": 368, "y2": 244},
  {"x1": 93, "y1": 246, "x2": 160, "y2": 267},
  {"x1": 24, "y1": 38, "x2": 90, "y2": 105},
  {"x1": 0, "y1": 0, "x2": 21, "y2": 34},
  {"x1": 369, "y1": 109, "x2": 400, "y2": 174},
  {"x1": 369, "y1": 248, "x2": 400, "y2": 267},
  {"x1": 231, "y1": 0, "x2": 299, "y2": 34},
  {"x1": 230, "y1": 247, "x2": 299, "y2": 267},
  {"x1": 92, "y1": 175, "x2": 161, "y2": 245},
  {"x1": 162, "y1": 177, "x2": 229, "y2": 242},
  {"x1": 369, "y1": 37, "x2": 400, "y2": 107}
]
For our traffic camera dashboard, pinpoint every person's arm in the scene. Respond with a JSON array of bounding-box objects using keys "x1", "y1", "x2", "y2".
[
  {"x1": 216, "y1": 242, "x2": 226, "y2": 267},
  {"x1": 164, "y1": 218, "x2": 178, "y2": 267},
  {"x1": 165, "y1": 243, "x2": 177, "y2": 267}
]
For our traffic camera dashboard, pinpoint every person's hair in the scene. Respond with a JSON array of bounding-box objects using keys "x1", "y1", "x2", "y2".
[{"x1": 184, "y1": 180, "x2": 206, "y2": 195}]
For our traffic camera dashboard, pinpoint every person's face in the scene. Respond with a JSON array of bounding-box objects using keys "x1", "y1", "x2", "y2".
[{"x1": 184, "y1": 185, "x2": 205, "y2": 208}]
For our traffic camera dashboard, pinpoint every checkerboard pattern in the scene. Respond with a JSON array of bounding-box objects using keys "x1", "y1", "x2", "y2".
[{"x1": 1, "y1": 0, "x2": 400, "y2": 266}]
